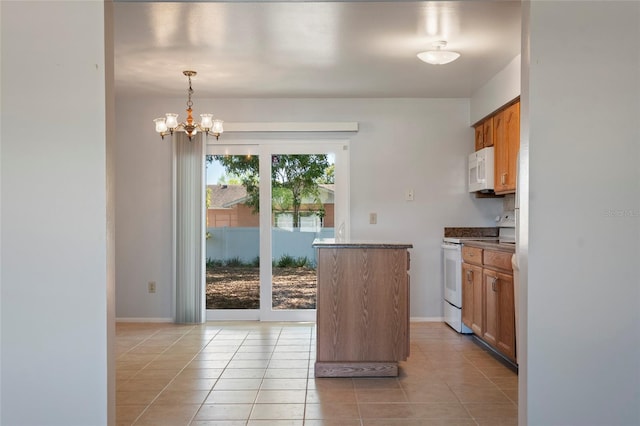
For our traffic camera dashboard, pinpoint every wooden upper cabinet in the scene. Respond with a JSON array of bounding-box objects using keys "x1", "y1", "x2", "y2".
[
  {"x1": 474, "y1": 117, "x2": 494, "y2": 151},
  {"x1": 482, "y1": 117, "x2": 494, "y2": 148},
  {"x1": 474, "y1": 124, "x2": 484, "y2": 151},
  {"x1": 494, "y1": 101, "x2": 520, "y2": 194}
]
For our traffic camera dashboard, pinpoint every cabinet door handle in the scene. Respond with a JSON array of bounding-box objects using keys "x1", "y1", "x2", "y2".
[
  {"x1": 491, "y1": 276, "x2": 498, "y2": 292},
  {"x1": 501, "y1": 173, "x2": 507, "y2": 185},
  {"x1": 466, "y1": 270, "x2": 473, "y2": 282}
]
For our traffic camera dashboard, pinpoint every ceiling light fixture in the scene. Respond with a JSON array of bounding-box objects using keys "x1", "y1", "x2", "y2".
[
  {"x1": 417, "y1": 41, "x2": 461, "y2": 65},
  {"x1": 153, "y1": 70, "x2": 223, "y2": 140}
]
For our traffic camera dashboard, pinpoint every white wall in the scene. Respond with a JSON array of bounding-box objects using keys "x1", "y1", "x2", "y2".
[
  {"x1": 470, "y1": 54, "x2": 521, "y2": 124},
  {"x1": 105, "y1": 0, "x2": 117, "y2": 424},
  {"x1": 526, "y1": 1, "x2": 640, "y2": 425},
  {"x1": 115, "y1": 97, "x2": 503, "y2": 320},
  {"x1": 518, "y1": 4, "x2": 531, "y2": 425},
  {"x1": 0, "y1": 2, "x2": 111, "y2": 425},
  {"x1": 0, "y1": 2, "x2": 3, "y2": 419}
]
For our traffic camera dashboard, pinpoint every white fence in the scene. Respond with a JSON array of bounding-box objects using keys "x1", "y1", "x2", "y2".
[{"x1": 206, "y1": 227, "x2": 334, "y2": 266}]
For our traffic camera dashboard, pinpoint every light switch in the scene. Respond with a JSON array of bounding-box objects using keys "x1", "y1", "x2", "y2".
[{"x1": 369, "y1": 213, "x2": 377, "y2": 224}]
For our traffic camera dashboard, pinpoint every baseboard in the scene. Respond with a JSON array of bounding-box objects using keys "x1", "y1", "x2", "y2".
[
  {"x1": 116, "y1": 317, "x2": 174, "y2": 323},
  {"x1": 471, "y1": 335, "x2": 519, "y2": 373},
  {"x1": 410, "y1": 317, "x2": 444, "y2": 323}
]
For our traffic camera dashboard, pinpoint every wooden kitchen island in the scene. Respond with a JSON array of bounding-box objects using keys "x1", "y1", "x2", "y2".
[{"x1": 312, "y1": 239, "x2": 413, "y2": 377}]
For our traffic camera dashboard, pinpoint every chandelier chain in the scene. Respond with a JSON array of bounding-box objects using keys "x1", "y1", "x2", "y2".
[{"x1": 187, "y1": 75, "x2": 194, "y2": 109}]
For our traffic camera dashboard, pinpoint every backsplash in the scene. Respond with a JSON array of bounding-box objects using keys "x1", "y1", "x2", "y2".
[
  {"x1": 444, "y1": 227, "x2": 499, "y2": 238},
  {"x1": 445, "y1": 194, "x2": 516, "y2": 237},
  {"x1": 503, "y1": 193, "x2": 516, "y2": 211}
]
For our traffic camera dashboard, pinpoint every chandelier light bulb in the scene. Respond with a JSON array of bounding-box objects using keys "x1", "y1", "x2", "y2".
[
  {"x1": 165, "y1": 113, "x2": 179, "y2": 129},
  {"x1": 154, "y1": 118, "x2": 168, "y2": 133},
  {"x1": 200, "y1": 114, "x2": 213, "y2": 130},
  {"x1": 212, "y1": 120, "x2": 224, "y2": 135}
]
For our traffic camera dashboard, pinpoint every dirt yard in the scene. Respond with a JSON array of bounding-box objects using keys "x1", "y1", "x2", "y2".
[{"x1": 206, "y1": 266, "x2": 317, "y2": 310}]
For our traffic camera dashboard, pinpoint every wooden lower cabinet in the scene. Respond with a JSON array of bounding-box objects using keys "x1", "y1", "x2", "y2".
[
  {"x1": 483, "y1": 268, "x2": 516, "y2": 356},
  {"x1": 313, "y1": 242, "x2": 412, "y2": 377},
  {"x1": 462, "y1": 246, "x2": 516, "y2": 363},
  {"x1": 461, "y1": 262, "x2": 483, "y2": 335},
  {"x1": 493, "y1": 270, "x2": 516, "y2": 361}
]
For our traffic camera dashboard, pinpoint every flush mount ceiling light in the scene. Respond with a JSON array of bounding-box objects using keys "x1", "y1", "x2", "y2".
[
  {"x1": 417, "y1": 41, "x2": 461, "y2": 65},
  {"x1": 154, "y1": 70, "x2": 223, "y2": 140}
]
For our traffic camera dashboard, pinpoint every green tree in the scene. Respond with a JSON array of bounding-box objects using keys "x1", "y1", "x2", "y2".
[
  {"x1": 317, "y1": 163, "x2": 335, "y2": 184},
  {"x1": 212, "y1": 154, "x2": 330, "y2": 228},
  {"x1": 217, "y1": 174, "x2": 242, "y2": 185}
]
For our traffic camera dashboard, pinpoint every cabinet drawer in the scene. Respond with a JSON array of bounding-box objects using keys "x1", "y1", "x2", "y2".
[
  {"x1": 462, "y1": 246, "x2": 483, "y2": 265},
  {"x1": 483, "y1": 250, "x2": 513, "y2": 271}
]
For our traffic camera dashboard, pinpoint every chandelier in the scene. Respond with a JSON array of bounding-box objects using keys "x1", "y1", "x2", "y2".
[{"x1": 153, "y1": 70, "x2": 223, "y2": 140}]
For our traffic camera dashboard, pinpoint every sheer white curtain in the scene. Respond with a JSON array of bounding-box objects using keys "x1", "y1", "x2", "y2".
[{"x1": 173, "y1": 132, "x2": 206, "y2": 323}]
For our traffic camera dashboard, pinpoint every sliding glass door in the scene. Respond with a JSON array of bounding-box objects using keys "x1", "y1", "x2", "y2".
[
  {"x1": 206, "y1": 141, "x2": 349, "y2": 321},
  {"x1": 205, "y1": 146, "x2": 261, "y2": 320}
]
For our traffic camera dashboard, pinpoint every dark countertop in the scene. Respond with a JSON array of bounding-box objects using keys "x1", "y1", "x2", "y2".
[
  {"x1": 462, "y1": 239, "x2": 516, "y2": 253},
  {"x1": 312, "y1": 238, "x2": 413, "y2": 249}
]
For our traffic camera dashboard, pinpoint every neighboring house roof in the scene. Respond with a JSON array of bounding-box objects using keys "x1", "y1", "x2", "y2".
[
  {"x1": 316, "y1": 184, "x2": 335, "y2": 204},
  {"x1": 208, "y1": 185, "x2": 249, "y2": 209},
  {"x1": 318, "y1": 183, "x2": 334, "y2": 192},
  {"x1": 208, "y1": 183, "x2": 335, "y2": 209}
]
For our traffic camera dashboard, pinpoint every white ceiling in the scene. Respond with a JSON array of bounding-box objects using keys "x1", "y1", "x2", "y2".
[{"x1": 114, "y1": 1, "x2": 521, "y2": 99}]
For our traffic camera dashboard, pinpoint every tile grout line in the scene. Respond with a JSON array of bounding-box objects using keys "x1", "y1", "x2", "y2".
[
  {"x1": 200, "y1": 326, "x2": 258, "y2": 424},
  {"x1": 127, "y1": 324, "x2": 199, "y2": 425},
  {"x1": 183, "y1": 324, "x2": 234, "y2": 426},
  {"x1": 472, "y1": 355, "x2": 519, "y2": 409},
  {"x1": 130, "y1": 324, "x2": 196, "y2": 425},
  {"x1": 132, "y1": 324, "x2": 224, "y2": 426},
  {"x1": 247, "y1": 326, "x2": 283, "y2": 422},
  {"x1": 303, "y1": 325, "x2": 313, "y2": 423}
]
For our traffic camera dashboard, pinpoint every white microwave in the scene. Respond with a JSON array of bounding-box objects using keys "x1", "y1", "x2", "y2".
[{"x1": 468, "y1": 147, "x2": 494, "y2": 192}]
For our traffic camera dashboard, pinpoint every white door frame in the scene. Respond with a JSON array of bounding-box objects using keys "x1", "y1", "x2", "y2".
[{"x1": 206, "y1": 139, "x2": 350, "y2": 321}]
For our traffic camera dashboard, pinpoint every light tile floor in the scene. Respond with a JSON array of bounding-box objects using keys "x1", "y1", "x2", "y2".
[{"x1": 116, "y1": 321, "x2": 517, "y2": 426}]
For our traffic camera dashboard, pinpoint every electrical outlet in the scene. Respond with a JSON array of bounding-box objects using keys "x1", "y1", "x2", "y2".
[
  {"x1": 148, "y1": 281, "x2": 156, "y2": 293},
  {"x1": 369, "y1": 212, "x2": 377, "y2": 224}
]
